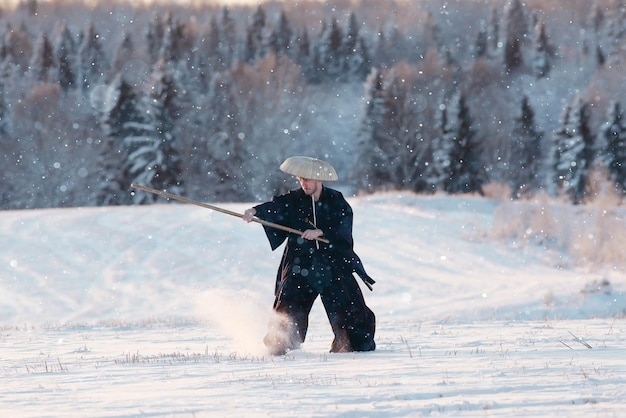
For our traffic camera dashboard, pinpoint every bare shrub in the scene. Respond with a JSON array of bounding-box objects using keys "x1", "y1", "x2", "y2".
[
  {"x1": 491, "y1": 186, "x2": 626, "y2": 269},
  {"x1": 569, "y1": 198, "x2": 626, "y2": 268},
  {"x1": 491, "y1": 192, "x2": 561, "y2": 248},
  {"x1": 482, "y1": 182, "x2": 512, "y2": 200},
  {"x1": 569, "y1": 168, "x2": 626, "y2": 267}
]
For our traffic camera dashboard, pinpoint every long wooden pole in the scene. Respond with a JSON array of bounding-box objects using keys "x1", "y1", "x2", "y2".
[{"x1": 130, "y1": 183, "x2": 329, "y2": 243}]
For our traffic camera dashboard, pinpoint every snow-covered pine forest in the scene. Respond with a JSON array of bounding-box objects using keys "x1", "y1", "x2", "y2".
[{"x1": 0, "y1": 0, "x2": 625, "y2": 209}]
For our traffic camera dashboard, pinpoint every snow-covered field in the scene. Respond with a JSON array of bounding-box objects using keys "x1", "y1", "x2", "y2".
[{"x1": 1, "y1": 193, "x2": 624, "y2": 417}]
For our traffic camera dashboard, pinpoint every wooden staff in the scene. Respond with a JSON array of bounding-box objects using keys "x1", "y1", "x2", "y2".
[{"x1": 130, "y1": 183, "x2": 329, "y2": 244}]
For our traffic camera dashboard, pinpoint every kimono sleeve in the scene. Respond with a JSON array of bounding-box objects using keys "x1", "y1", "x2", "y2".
[{"x1": 253, "y1": 200, "x2": 290, "y2": 251}]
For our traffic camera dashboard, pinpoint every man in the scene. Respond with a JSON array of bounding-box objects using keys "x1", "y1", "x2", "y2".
[{"x1": 243, "y1": 156, "x2": 376, "y2": 355}]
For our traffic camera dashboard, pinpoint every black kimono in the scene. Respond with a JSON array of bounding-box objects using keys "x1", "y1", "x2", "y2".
[{"x1": 253, "y1": 186, "x2": 376, "y2": 354}]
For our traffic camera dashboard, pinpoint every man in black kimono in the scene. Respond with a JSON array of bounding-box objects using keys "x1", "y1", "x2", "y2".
[{"x1": 243, "y1": 156, "x2": 376, "y2": 355}]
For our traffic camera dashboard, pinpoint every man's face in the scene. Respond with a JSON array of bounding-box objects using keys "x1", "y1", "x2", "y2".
[{"x1": 297, "y1": 177, "x2": 322, "y2": 196}]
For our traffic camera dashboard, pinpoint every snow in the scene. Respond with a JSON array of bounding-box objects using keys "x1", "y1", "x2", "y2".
[{"x1": 1, "y1": 193, "x2": 625, "y2": 417}]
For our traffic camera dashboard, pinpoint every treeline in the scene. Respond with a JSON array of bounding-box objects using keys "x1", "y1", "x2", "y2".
[{"x1": 0, "y1": 0, "x2": 625, "y2": 209}]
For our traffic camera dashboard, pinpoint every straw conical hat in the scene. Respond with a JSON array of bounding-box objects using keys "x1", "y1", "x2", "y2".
[{"x1": 279, "y1": 156, "x2": 339, "y2": 181}]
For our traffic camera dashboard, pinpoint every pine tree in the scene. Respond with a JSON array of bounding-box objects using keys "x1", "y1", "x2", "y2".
[
  {"x1": 355, "y1": 68, "x2": 389, "y2": 190},
  {"x1": 205, "y1": 13, "x2": 222, "y2": 61},
  {"x1": 192, "y1": 9, "x2": 232, "y2": 87},
  {"x1": 510, "y1": 96, "x2": 543, "y2": 198},
  {"x1": 294, "y1": 28, "x2": 312, "y2": 78},
  {"x1": 273, "y1": 10, "x2": 293, "y2": 57},
  {"x1": 0, "y1": 62, "x2": 8, "y2": 135},
  {"x1": 342, "y1": 13, "x2": 358, "y2": 74},
  {"x1": 343, "y1": 12, "x2": 358, "y2": 58},
  {"x1": 600, "y1": 101, "x2": 626, "y2": 195},
  {"x1": 551, "y1": 102, "x2": 572, "y2": 194},
  {"x1": 474, "y1": 21, "x2": 489, "y2": 59},
  {"x1": 127, "y1": 60, "x2": 184, "y2": 204},
  {"x1": 489, "y1": 4, "x2": 499, "y2": 52},
  {"x1": 158, "y1": 13, "x2": 192, "y2": 65},
  {"x1": 423, "y1": 11, "x2": 442, "y2": 52},
  {"x1": 428, "y1": 104, "x2": 454, "y2": 193},
  {"x1": 596, "y1": 44, "x2": 606, "y2": 67},
  {"x1": 532, "y1": 19, "x2": 552, "y2": 79},
  {"x1": 193, "y1": 11, "x2": 226, "y2": 89},
  {"x1": 343, "y1": 12, "x2": 370, "y2": 80},
  {"x1": 266, "y1": 26, "x2": 279, "y2": 58},
  {"x1": 111, "y1": 31, "x2": 134, "y2": 76},
  {"x1": 204, "y1": 70, "x2": 248, "y2": 200},
  {"x1": 0, "y1": 56, "x2": 17, "y2": 136},
  {"x1": 160, "y1": 19, "x2": 180, "y2": 70},
  {"x1": 590, "y1": 2, "x2": 604, "y2": 34},
  {"x1": 351, "y1": 37, "x2": 371, "y2": 81},
  {"x1": 219, "y1": 6, "x2": 238, "y2": 67},
  {"x1": 78, "y1": 23, "x2": 107, "y2": 90},
  {"x1": 603, "y1": 1, "x2": 626, "y2": 64},
  {"x1": 431, "y1": 92, "x2": 487, "y2": 194},
  {"x1": 551, "y1": 96, "x2": 594, "y2": 204},
  {"x1": 29, "y1": 31, "x2": 55, "y2": 82},
  {"x1": 97, "y1": 73, "x2": 142, "y2": 205},
  {"x1": 53, "y1": 23, "x2": 77, "y2": 90},
  {"x1": 384, "y1": 66, "x2": 431, "y2": 192},
  {"x1": 3, "y1": 23, "x2": 33, "y2": 69},
  {"x1": 503, "y1": 0, "x2": 527, "y2": 73},
  {"x1": 95, "y1": 132, "x2": 129, "y2": 206},
  {"x1": 146, "y1": 13, "x2": 165, "y2": 64},
  {"x1": 316, "y1": 17, "x2": 344, "y2": 81},
  {"x1": 243, "y1": 5, "x2": 267, "y2": 63},
  {"x1": 191, "y1": 20, "x2": 216, "y2": 92},
  {"x1": 0, "y1": 57, "x2": 11, "y2": 207},
  {"x1": 356, "y1": 64, "x2": 433, "y2": 192}
]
